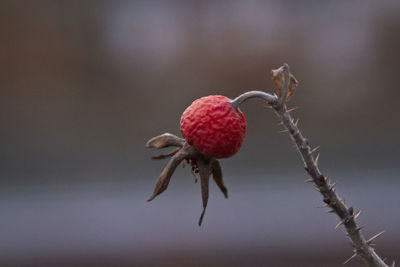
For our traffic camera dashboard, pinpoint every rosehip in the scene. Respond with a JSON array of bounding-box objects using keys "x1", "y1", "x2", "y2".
[
  {"x1": 147, "y1": 95, "x2": 247, "y2": 226},
  {"x1": 180, "y1": 95, "x2": 246, "y2": 159}
]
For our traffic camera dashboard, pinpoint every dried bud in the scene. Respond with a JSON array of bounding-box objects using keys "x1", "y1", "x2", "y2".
[{"x1": 271, "y1": 66, "x2": 299, "y2": 100}]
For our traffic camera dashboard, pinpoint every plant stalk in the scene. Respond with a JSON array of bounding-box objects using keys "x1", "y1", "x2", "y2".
[{"x1": 231, "y1": 88, "x2": 389, "y2": 267}]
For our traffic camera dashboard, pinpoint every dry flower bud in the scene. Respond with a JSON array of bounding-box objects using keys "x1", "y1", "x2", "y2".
[{"x1": 271, "y1": 66, "x2": 299, "y2": 100}]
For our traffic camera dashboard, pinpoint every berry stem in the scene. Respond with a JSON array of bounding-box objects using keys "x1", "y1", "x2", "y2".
[
  {"x1": 230, "y1": 91, "x2": 278, "y2": 109},
  {"x1": 232, "y1": 65, "x2": 389, "y2": 267}
]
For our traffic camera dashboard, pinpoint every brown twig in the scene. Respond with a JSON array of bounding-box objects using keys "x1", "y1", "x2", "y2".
[{"x1": 230, "y1": 65, "x2": 389, "y2": 267}]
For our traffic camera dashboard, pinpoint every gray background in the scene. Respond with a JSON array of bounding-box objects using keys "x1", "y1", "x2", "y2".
[{"x1": 1, "y1": 1, "x2": 399, "y2": 266}]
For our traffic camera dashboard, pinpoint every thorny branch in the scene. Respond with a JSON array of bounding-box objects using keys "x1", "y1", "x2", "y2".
[{"x1": 230, "y1": 64, "x2": 390, "y2": 267}]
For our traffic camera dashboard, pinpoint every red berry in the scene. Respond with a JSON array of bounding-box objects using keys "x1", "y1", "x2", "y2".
[{"x1": 180, "y1": 95, "x2": 246, "y2": 159}]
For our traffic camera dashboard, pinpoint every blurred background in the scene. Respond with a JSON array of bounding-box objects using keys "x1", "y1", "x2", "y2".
[{"x1": 1, "y1": 1, "x2": 399, "y2": 266}]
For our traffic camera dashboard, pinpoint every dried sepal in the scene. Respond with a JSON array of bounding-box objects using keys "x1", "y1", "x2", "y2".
[
  {"x1": 211, "y1": 159, "x2": 228, "y2": 198},
  {"x1": 151, "y1": 147, "x2": 180, "y2": 160},
  {"x1": 197, "y1": 158, "x2": 211, "y2": 226},
  {"x1": 147, "y1": 149, "x2": 188, "y2": 201},
  {"x1": 271, "y1": 66, "x2": 298, "y2": 101},
  {"x1": 146, "y1": 133, "x2": 185, "y2": 149},
  {"x1": 147, "y1": 133, "x2": 229, "y2": 226}
]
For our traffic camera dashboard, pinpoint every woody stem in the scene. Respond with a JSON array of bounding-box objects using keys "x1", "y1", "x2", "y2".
[{"x1": 231, "y1": 81, "x2": 388, "y2": 266}]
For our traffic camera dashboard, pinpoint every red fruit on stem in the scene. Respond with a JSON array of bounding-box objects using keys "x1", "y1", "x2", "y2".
[{"x1": 180, "y1": 95, "x2": 246, "y2": 159}]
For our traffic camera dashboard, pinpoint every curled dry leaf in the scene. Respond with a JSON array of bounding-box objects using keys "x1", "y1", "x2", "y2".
[{"x1": 271, "y1": 66, "x2": 299, "y2": 100}]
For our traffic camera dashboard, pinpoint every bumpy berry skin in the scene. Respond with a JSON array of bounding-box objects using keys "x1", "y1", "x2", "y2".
[{"x1": 180, "y1": 95, "x2": 246, "y2": 159}]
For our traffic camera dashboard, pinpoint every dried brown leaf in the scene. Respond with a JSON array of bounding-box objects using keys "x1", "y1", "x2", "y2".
[{"x1": 271, "y1": 66, "x2": 299, "y2": 100}]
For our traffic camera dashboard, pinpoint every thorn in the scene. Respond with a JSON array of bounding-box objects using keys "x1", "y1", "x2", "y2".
[
  {"x1": 356, "y1": 224, "x2": 367, "y2": 232},
  {"x1": 277, "y1": 121, "x2": 284, "y2": 126},
  {"x1": 300, "y1": 144, "x2": 308, "y2": 150},
  {"x1": 348, "y1": 207, "x2": 354, "y2": 215},
  {"x1": 314, "y1": 186, "x2": 321, "y2": 192},
  {"x1": 304, "y1": 178, "x2": 313, "y2": 183},
  {"x1": 327, "y1": 209, "x2": 336, "y2": 213},
  {"x1": 317, "y1": 204, "x2": 328, "y2": 208},
  {"x1": 343, "y1": 253, "x2": 358, "y2": 264},
  {"x1": 279, "y1": 129, "x2": 289, "y2": 133},
  {"x1": 335, "y1": 219, "x2": 346, "y2": 229},
  {"x1": 366, "y1": 231, "x2": 385, "y2": 245},
  {"x1": 329, "y1": 182, "x2": 337, "y2": 191},
  {"x1": 353, "y1": 210, "x2": 361, "y2": 219},
  {"x1": 303, "y1": 138, "x2": 310, "y2": 146},
  {"x1": 309, "y1": 146, "x2": 320, "y2": 154},
  {"x1": 287, "y1": 107, "x2": 298, "y2": 113},
  {"x1": 314, "y1": 153, "x2": 320, "y2": 166},
  {"x1": 294, "y1": 118, "x2": 299, "y2": 126},
  {"x1": 323, "y1": 197, "x2": 331, "y2": 205}
]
